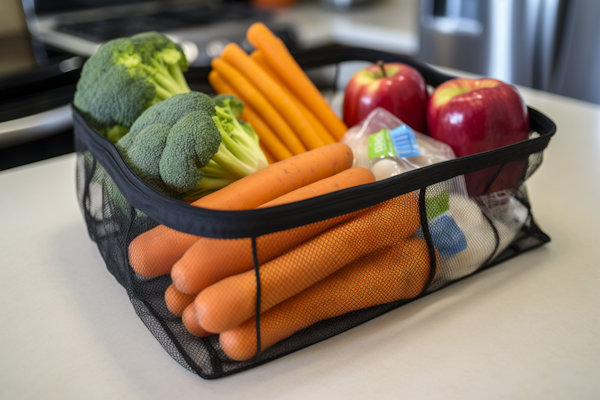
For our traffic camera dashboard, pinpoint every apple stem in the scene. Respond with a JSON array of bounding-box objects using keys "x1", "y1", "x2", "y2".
[{"x1": 377, "y1": 60, "x2": 386, "y2": 76}]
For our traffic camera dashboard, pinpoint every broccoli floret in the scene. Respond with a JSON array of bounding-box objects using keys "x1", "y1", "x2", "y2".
[
  {"x1": 116, "y1": 92, "x2": 268, "y2": 201},
  {"x1": 74, "y1": 31, "x2": 191, "y2": 143}
]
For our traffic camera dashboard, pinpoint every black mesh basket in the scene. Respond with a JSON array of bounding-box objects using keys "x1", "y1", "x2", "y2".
[{"x1": 74, "y1": 47, "x2": 555, "y2": 379}]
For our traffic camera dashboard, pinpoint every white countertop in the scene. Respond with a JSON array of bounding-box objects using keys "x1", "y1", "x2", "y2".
[{"x1": 1, "y1": 82, "x2": 599, "y2": 398}]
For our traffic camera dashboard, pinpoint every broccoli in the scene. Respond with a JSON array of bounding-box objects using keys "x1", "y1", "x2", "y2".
[
  {"x1": 116, "y1": 92, "x2": 268, "y2": 201},
  {"x1": 74, "y1": 31, "x2": 191, "y2": 143}
]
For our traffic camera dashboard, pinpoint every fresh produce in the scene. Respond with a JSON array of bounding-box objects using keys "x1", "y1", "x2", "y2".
[
  {"x1": 182, "y1": 305, "x2": 214, "y2": 337},
  {"x1": 427, "y1": 78, "x2": 529, "y2": 196},
  {"x1": 259, "y1": 167, "x2": 375, "y2": 207},
  {"x1": 191, "y1": 142, "x2": 353, "y2": 210},
  {"x1": 165, "y1": 283, "x2": 196, "y2": 317},
  {"x1": 171, "y1": 168, "x2": 374, "y2": 295},
  {"x1": 246, "y1": 22, "x2": 348, "y2": 140},
  {"x1": 171, "y1": 214, "x2": 355, "y2": 295},
  {"x1": 129, "y1": 226, "x2": 199, "y2": 278},
  {"x1": 251, "y1": 51, "x2": 336, "y2": 145},
  {"x1": 260, "y1": 144, "x2": 276, "y2": 165},
  {"x1": 209, "y1": 24, "x2": 344, "y2": 159},
  {"x1": 193, "y1": 192, "x2": 420, "y2": 333},
  {"x1": 116, "y1": 91, "x2": 267, "y2": 200},
  {"x1": 211, "y1": 58, "x2": 307, "y2": 155},
  {"x1": 208, "y1": 70, "x2": 293, "y2": 161},
  {"x1": 343, "y1": 61, "x2": 429, "y2": 132},
  {"x1": 219, "y1": 238, "x2": 433, "y2": 361},
  {"x1": 427, "y1": 78, "x2": 529, "y2": 157},
  {"x1": 128, "y1": 143, "x2": 354, "y2": 277},
  {"x1": 74, "y1": 31, "x2": 191, "y2": 143},
  {"x1": 220, "y1": 43, "x2": 325, "y2": 150}
]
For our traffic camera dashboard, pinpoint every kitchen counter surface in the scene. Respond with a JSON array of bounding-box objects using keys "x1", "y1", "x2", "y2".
[{"x1": 1, "y1": 80, "x2": 599, "y2": 398}]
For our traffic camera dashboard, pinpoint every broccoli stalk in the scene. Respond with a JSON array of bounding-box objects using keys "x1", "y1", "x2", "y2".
[
  {"x1": 116, "y1": 92, "x2": 269, "y2": 202},
  {"x1": 183, "y1": 95, "x2": 269, "y2": 200},
  {"x1": 74, "y1": 31, "x2": 191, "y2": 143},
  {"x1": 137, "y1": 48, "x2": 190, "y2": 99}
]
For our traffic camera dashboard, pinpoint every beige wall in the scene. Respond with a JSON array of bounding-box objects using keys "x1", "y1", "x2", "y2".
[{"x1": 0, "y1": 0, "x2": 27, "y2": 38}]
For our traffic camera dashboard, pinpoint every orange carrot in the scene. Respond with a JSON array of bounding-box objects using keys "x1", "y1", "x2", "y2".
[
  {"x1": 220, "y1": 237, "x2": 433, "y2": 361},
  {"x1": 194, "y1": 142, "x2": 353, "y2": 210},
  {"x1": 209, "y1": 70, "x2": 293, "y2": 161},
  {"x1": 165, "y1": 283, "x2": 196, "y2": 317},
  {"x1": 247, "y1": 23, "x2": 348, "y2": 140},
  {"x1": 258, "y1": 167, "x2": 374, "y2": 208},
  {"x1": 260, "y1": 144, "x2": 276, "y2": 164},
  {"x1": 211, "y1": 58, "x2": 307, "y2": 155},
  {"x1": 220, "y1": 43, "x2": 324, "y2": 150},
  {"x1": 251, "y1": 51, "x2": 337, "y2": 145},
  {"x1": 128, "y1": 143, "x2": 353, "y2": 277},
  {"x1": 240, "y1": 107, "x2": 291, "y2": 161},
  {"x1": 182, "y1": 304, "x2": 215, "y2": 337},
  {"x1": 129, "y1": 227, "x2": 199, "y2": 277},
  {"x1": 172, "y1": 210, "x2": 362, "y2": 295},
  {"x1": 172, "y1": 168, "x2": 373, "y2": 295},
  {"x1": 194, "y1": 192, "x2": 420, "y2": 333}
]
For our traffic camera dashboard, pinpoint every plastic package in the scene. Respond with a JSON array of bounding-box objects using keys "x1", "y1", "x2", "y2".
[
  {"x1": 341, "y1": 108, "x2": 456, "y2": 181},
  {"x1": 428, "y1": 192, "x2": 529, "y2": 290}
]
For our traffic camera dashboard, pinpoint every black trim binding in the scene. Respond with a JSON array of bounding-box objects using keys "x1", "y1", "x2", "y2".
[
  {"x1": 418, "y1": 188, "x2": 438, "y2": 291},
  {"x1": 252, "y1": 237, "x2": 263, "y2": 362},
  {"x1": 73, "y1": 106, "x2": 555, "y2": 239}
]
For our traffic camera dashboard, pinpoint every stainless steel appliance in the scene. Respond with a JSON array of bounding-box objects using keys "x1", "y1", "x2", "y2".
[
  {"x1": 418, "y1": 0, "x2": 600, "y2": 104},
  {"x1": 21, "y1": 0, "x2": 297, "y2": 66}
]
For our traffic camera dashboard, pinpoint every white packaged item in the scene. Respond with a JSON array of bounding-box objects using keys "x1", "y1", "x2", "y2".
[
  {"x1": 429, "y1": 194, "x2": 529, "y2": 290},
  {"x1": 341, "y1": 108, "x2": 456, "y2": 181}
]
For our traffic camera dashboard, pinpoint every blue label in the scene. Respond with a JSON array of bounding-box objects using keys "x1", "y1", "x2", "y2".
[
  {"x1": 416, "y1": 213, "x2": 467, "y2": 258},
  {"x1": 389, "y1": 125, "x2": 420, "y2": 158}
]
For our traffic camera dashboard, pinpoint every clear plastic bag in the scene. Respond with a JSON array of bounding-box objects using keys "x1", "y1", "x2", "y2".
[{"x1": 341, "y1": 108, "x2": 456, "y2": 181}]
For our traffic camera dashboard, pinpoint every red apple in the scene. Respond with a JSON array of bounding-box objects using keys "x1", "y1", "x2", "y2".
[
  {"x1": 343, "y1": 61, "x2": 429, "y2": 132},
  {"x1": 427, "y1": 78, "x2": 530, "y2": 197}
]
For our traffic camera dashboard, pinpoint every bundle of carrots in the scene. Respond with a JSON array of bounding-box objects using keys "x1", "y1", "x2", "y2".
[
  {"x1": 208, "y1": 22, "x2": 348, "y2": 163},
  {"x1": 164, "y1": 181, "x2": 430, "y2": 361}
]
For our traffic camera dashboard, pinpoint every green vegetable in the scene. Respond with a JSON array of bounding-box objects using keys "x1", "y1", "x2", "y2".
[
  {"x1": 116, "y1": 92, "x2": 268, "y2": 201},
  {"x1": 74, "y1": 31, "x2": 191, "y2": 143}
]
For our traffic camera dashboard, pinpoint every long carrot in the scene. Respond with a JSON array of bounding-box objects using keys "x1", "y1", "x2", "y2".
[
  {"x1": 194, "y1": 192, "x2": 420, "y2": 333},
  {"x1": 209, "y1": 70, "x2": 293, "y2": 161},
  {"x1": 182, "y1": 304, "x2": 215, "y2": 337},
  {"x1": 171, "y1": 168, "x2": 374, "y2": 295},
  {"x1": 171, "y1": 213, "x2": 357, "y2": 295},
  {"x1": 129, "y1": 228, "x2": 199, "y2": 277},
  {"x1": 251, "y1": 50, "x2": 337, "y2": 145},
  {"x1": 260, "y1": 144, "x2": 276, "y2": 164},
  {"x1": 220, "y1": 43, "x2": 324, "y2": 150},
  {"x1": 165, "y1": 283, "x2": 196, "y2": 317},
  {"x1": 128, "y1": 143, "x2": 353, "y2": 276},
  {"x1": 220, "y1": 237, "x2": 433, "y2": 361},
  {"x1": 258, "y1": 167, "x2": 375, "y2": 208},
  {"x1": 194, "y1": 142, "x2": 353, "y2": 210},
  {"x1": 211, "y1": 58, "x2": 307, "y2": 155},
  {"x1": 247, "y1": 23, "x2": 348, "y2": 140}
]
